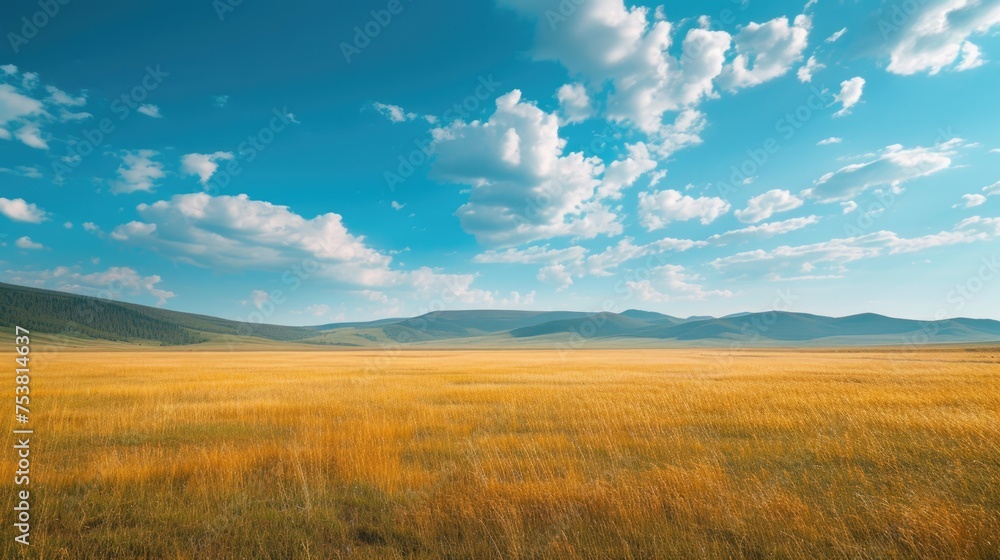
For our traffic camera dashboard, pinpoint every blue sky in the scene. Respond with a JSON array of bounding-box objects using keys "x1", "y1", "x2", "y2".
[{"x1": 2, "y1": 0, "x2": 999, "y2": 325}]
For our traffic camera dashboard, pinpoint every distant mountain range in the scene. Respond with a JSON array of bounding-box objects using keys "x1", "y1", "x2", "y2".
[{"x1": 2, "y1": 281, "x2": 1000, "y2": 348}]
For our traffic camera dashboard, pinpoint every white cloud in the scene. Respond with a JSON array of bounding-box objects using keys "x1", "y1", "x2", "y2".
[
  {"x1": 818, "y1": 137, "x2": 842, "y2": 145},
  {"x1": 391, "y1": 201, "x2": 406, "y2": 210},
  {"x1": 111, "y1": 193, "x2": 392, "y2": 279},
  {"x1": 797, "y1": 55, "x2": 825, "y2": 82},
  {"x1": 720, "y1": 14, "x2": 812, "y2": 90},
  {"x1": 735, "y1": 189, "x2": 804, "y2": 223},
  {"x1": 638, "y1": 189, "x2": 730, "y2": 230},
  {"x1": 111, "y1": 150, "x2": 165, "y2": 194},
  {"x1": 14, "y1": 123, "x2": 47, "y2": 149},
  {"x1": 886, "y1": 0, "x2": 1000, "y2": 75},
  {"x1": 983, "y1": 181, "x2": 1000, "y2": 196},
  {"x1": 624, "y1": 265, "x2": 733, "y2": 302},
  {"x1": 597, "y1": 142, "x2": 657, "y2": 199},
  {"x1": 43, "y1": 85, "x2": 86, "y2": 107},
  {"x1": 0, "y1": 197, "x2": 48, "y2": 223},
  {"x1": 58, "y1": 109, "x2": 92, "y2": 122},
  {"x1": 107, "y1": 193, "x2": 500, "y2": 307},
  {"x1": 537, "y1": 263, "x2": 575, "y2": 291},
  {"x1": 137, "y1": 104, "x2": 163, "y2": 118},
  {"x1": 430, "y1": 90, "x2": 619, "y2": 246},
  {"x1": 15, "y1": 236, "x2": 44, "y2": 250},
  {"x1": 305, "y1": 304, "x2": 331, "y2": 317},
  {"x1": 833, "y1": 77, "x2": 865, "y2": 117},
  {"x1": 474, "y1": 245, "x2": 587, "y2": 265},
  {"x1": 709, "y1": 215, "x2": 820, "y2": 244},
  {"x1": 477, "y1": 237, "x2": 704, "y2": 290},
  {"x1": 499, "y1": 0, "x2": 734, "y2": 148},
  {"x1": 82, "y1": 222, "x2": 101, "y2": 232},
  {"x1": 3, "y1": 266, "x2": 175, "y2": 306},
  {"x1": 250, "y1": 290, "x2": 271, "y2": 308},
  {"x1": 955, "y1": 41, "x2": 986, "y2": 70},
  {"x1": 841, "y1": 201, "x2": 859, "y2": 214},
  {"x1": 181, "y1": 151, "x2": 235, "y2": 185},
  {"x1": 0, "y1": 166, "x2": 42, "y2": 179},
  {"x1": 954, "y1": 193, "x2": 986, "y2": 208},
  {"x1": 373, "y1": 102, "x2": 419, "y2": 123},
  {"x1": 214, "y1": 95, "x2": 230, "y2": 108},
  {"x1": 826, "y1": 27, "x2": 847, "y2": 42},
  {"x1": 804, "y1": 139, "x2": 958, "y2": 202},
  {"x1": 0, "y1": 69, "x2": 89, "y2": 150},
  {"x1": 711, "y1": 217, "x2": 1000, "y2": 278},
  {"x1": 556, "y1": 83, "x2": 593, "y2": 124}
]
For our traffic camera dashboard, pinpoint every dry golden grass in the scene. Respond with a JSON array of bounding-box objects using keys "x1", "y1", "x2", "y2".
[{"x1": 2, "y1": 348, "x2": 999, "y2": 558}]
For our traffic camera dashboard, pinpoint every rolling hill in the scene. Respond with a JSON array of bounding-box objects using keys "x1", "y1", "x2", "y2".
[{"x1": 2, "y1": 281, "x2": 999, "y2": 348}]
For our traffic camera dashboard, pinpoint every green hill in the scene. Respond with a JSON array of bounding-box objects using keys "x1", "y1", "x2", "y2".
[{"x1": 2, "y1": 282, "x2": 999, "y2": 348}]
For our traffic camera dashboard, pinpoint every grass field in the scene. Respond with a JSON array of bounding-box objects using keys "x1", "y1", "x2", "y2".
[{"x1": 2, "y1": 348, "x2": 999, "y2": 558}]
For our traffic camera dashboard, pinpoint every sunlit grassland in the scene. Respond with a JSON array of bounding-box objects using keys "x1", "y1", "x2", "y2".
[{"x1": 2, "y1": 348, "x2": 998, "y2": 558}]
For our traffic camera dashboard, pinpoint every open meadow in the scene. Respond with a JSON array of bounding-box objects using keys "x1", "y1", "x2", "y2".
[{"x1": 2, "y1": 347, "x2": 999, "y2": 559}]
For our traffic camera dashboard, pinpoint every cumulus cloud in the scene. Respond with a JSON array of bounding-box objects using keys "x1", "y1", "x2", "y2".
[
  {"x1": 597, "y1": 142, "x2": 657, "y2": 199},
  {"x1": 804, "y1": 139, "x2": 959, "y2": 202},
  {"x1": 720, "y1": 14, "x2": 812, "y2": 90},
  {"x1": 111, "y1": 193, "x2": 393, "y2": 278},
  {"x1": 885, "y1": 0, "x2": 1000, "y2": 75},
  {"x1": 983, "y1": 181, "x2": 1000, "y2": 196},
  {"x1": 3, "y1": 266, "x2": 175, "y2": 306},
  {"x1": 841, "y1": 201, "x2": 859, "y2": 214},
  {"x1": 735, "y1": 189, "x2": 804, "y2": 223},
  {"x1": 638, "y1": 189, "x2": 730, "y2": 230},
  {"x1": 430, "y1": 90, "x2": 620, "y2": 246},
  {"x1": 818, "y1": 137, "x2": 842, "y2": 145},
  {"x1": 499, "y1": 0, "x2": 735, "y2": 150},
  {"x1": 556, "y1": 83, "x2": 593, "y2": 124},
  {"x1": 0, "y1": 197, "x2": 48, "y2": 223},
  {"x1": 112, "y1": 150, "x2": 165, "y2": 194},
  {"x1": 833, "y1": 77, "x2": 865, "y2": 117},
  {"x1": 181, "y1": 151, "x2": 235, "y2": 185},
  {"x1": 107, "y1": 193, "x2": 503, "y2": 307}
]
